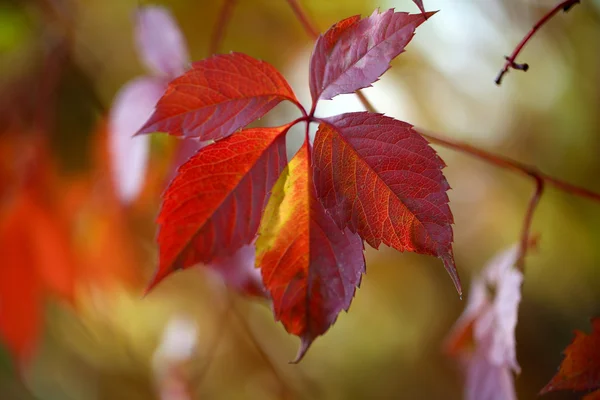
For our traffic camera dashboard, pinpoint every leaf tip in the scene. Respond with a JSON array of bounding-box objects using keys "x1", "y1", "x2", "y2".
[
  {"x1": 290, "y1": 335, "x2": 315, "y2": 364},
  {"x1": 441, "y1": 253, "x2": 462, "y2": 297}
]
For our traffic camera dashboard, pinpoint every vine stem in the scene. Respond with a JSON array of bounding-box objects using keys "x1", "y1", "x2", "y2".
[
  {"x1": 286, "y1": 0, "x2": 319, "y2": 39},
  {"x1": 285, "y1": 0, "x2": 600, "y2": 268},
  {"x1": 495, "y1": 0, "x2": 581, "y2": 85},
  {"x1": 209, "y1": 0, "x2": 237, "y2": 55}
]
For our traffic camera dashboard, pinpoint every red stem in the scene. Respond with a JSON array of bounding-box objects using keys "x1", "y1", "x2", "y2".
[
  {"x1": 286, "y1": 0, "x2": 319, "y2": 39},
  {"x1": 209, "y1": 0, "x2": 237, "y2": 55},
  {"x1": 416, "y1": 129, "x2": 600, "y2": 203},
  {"x1": 517, "y1": 175, "x2": 544, "y2": 271},
  {"x1": 495, "y1": 0, "x2": 580, "y2": 85}
]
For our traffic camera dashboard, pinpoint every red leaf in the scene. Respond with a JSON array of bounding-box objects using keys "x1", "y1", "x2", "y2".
[
  {"x1": 0, "y1": 191, "x2": 76, "y2": 364},
  {"x1": 312, "y1": 112, "x2": 460, "y2": 294},
  {"x1": 309, "y1": 9, "x2": 433, "y2": 102},
  {"x1": 138, "y1": 53, "x2": 298, "y2": 140},
  {"x1": 584, "y1": 390, "x2": 600, "y2": 400},
  {"x1": 146, "y1": 125, "x2": 290, "y2": 292},
  {"x1": 0, "y1": 208, "x2": 42, "y2": 364},
  {"x1": 256, "y1": 140, "x2": 365, "y2": 362},
  {"x1": 540, "y1": 317, "x2": 600, "y2": 395}
]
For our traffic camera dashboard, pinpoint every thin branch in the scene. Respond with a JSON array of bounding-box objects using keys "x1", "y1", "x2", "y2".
[
  {"x1": 229, "y1": 301, "x2": 296, "y2": 399},
  {"x1": 209, "y1": 0, "x2": 237, "y2": 55},
  {"x1": 495, "y1": 0, "x2": 581, "y2": 85},
  {"x1": 191, "y1": 297, "x2": 233, "y2": 393},
  {"x1": 516, "y1": 175, "x2": 544, "y2": 271},
  {"x1": 416, "y1": 128, "x2": 600, "y2": 203},
  {"x1": 286, "y1": 0, "x2": 319, "y2": 39}
]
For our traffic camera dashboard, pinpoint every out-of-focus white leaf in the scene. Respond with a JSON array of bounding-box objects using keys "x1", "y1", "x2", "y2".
[
  {"x1": 446, "y1": 243, "x2": 524, "y2": 400},
  {"x1": 152, "y1": 315, "x2": 198, "y2": 400},
  {"x1": 135, "y1": 6, "x2": 190, "y2": 77},
  {"x1": 108, "y1": 77, "x2": 166, "y2": 203}
]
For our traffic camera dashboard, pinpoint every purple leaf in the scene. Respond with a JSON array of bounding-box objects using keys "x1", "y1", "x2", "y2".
[
  {"x1": 207, "y1": 244, "x2": 266, "y2": 297},
  {"x1": 309, "y1": 9, "x2": 432, "y2": 102},
  {"x1": 135, "y1": 6, "x2": 190, "y2": 78},
  {"x1": 108, "y1": 77, "x2": 167, "y2": 203}
]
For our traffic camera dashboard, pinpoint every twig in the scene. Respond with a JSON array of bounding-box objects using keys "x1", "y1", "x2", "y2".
[
  {"x1": 286, "y1": 0, "x2": 320, "y2": 39},
  {"x1": 495, "y1": 0, "x2": 581, "y2": 85},
  {"x1": 516, "y1": 175, "x2": 544, "y2": 271},
  {"x1": 209, "y1": 0, "x2": 237, "y2": 55},
  {"x1": 229, "y1": 301, "x2": 297, "y2": 399},
  {"x1": 414, "y1": 128, "x2": 600, "y2": 203},
  {"x1": 192, "y1": 296, "x2": 233, "y2": 393}
]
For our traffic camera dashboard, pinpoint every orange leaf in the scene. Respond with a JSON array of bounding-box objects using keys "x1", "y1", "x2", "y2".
[
  {"x1": 541, "y1": 317, "x2": 600, "y2": 395},
  {"x1": 256, "y1": 140, "x2": 365, "y2": 361}
]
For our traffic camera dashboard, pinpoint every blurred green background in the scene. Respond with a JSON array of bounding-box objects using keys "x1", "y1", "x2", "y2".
[{"x1": 0, "y1": 0, "x2": 599, "y2": 399}]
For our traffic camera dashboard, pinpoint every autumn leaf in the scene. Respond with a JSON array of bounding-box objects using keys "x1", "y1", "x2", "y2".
[
  {"x1": 0, "y1": 191, "x2": 75, "y2": 364},
  {"x1": 147, "y1": 125, "x2": 290, "y2": 292},
  {"x1": 309, "y1": 9, "x2": 433, "y2": 102},
  {"x1": 445, "y1": 244, "x2": 524, "y2": 400},
  {"x1": 540, "y1": 317, "x2": 600, "y2": 397},
  {"x1": 312, "y1": 112, "x2": 460, "y2": 294},
  {"x1": 109, "y1": 5, "x2": 190, "y2": 204},
  {"x1": 256, "y1": 140, "x2": 365, "y2": 362},
  {"x1": 138, "y1": 53, "x2": 299, "y2": 140}
]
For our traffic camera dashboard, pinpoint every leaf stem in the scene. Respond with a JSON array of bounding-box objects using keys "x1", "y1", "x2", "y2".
[
  {"x1": 209, "y1": 0, "x2": 237, "y2": 55},
  {"x1": 286, "y1": 0, "x2": 319, "y2": 40},
  {"x1": 229, "y1": 301, "x2": 297, "y2": 399},
  {"x1": 494, "y1": 0, "x2": 580, "y2": 85},
  {"x1": 517, "y1": 175, "x2": 544, "y2": 271}
]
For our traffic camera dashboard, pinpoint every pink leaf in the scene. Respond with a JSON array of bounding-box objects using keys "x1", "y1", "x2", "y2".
[
  {"x1": 135, "y1": 6, "x2": 190, "y2": 77},
  {"x1": 208, "y1": 244, "x2": 266, "y2": 297},
  {"x1": 108, "y1": 77, "x2": 167, "y2": 203},
  {"x1": 309, "y1": 9, "x2": 432, "y2": 101},
  {"x1": 445, "y1": 244, "x2": 524, "y2": 400}
]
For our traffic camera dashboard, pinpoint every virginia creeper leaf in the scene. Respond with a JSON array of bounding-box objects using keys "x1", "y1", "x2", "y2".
[
  {"x1": 146, "y1": 125, "x2": 290, "y2": 292},
  {"x1": 138, "y1": 53, "x2": 298, "y2": 141},
  {"x1": 312, "y1": 112, "x2": 460, "y2": 294},
  {"x1": 540, "y1": 317, "x2": 600, "y2": 396},
  {"x1": 135, "y1": 6, "x2": 190, "y2": 77},
  {"x1": 109, "y1": 77, "x2": 165, "y2": 203},
  {"x1": 445, "y1": 244, "x2": 524, "y2": 400},
  {"x1": 309, "y1": 9, "x2": 432, "y2": 102},
  {"x1": 256, "y1": 140, "x2": 365, "y2": 362}
]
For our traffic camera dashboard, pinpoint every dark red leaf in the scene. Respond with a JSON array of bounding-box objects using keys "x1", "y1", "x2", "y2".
[
  {"x1": 138, "y1": 53, "x2": 299, "y2": 140},
  {"x1": 256, "y1": 140, "x2": 365, "y2": 361},
  {"x1": 541, "y1": 317, "x2": 600, "y2": 395},
  {"x1": 312, "y1": 112, "x2": 460, "y2": 294},
  {"x1": 146, "y1": 125, "x2": 290, "y2": 292},
  {"x1": 309, "y1": 9, "x2": 433, "y2": 102}
]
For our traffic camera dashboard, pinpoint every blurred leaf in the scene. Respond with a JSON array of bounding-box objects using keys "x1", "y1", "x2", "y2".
[{"x1": 541, "y1": 317, "x2": 600, "y2": 396}]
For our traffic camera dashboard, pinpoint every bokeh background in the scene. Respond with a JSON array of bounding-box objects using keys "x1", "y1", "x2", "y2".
[{"x1": 1, "y1": 0, "x2": 599, "y2": 399}]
